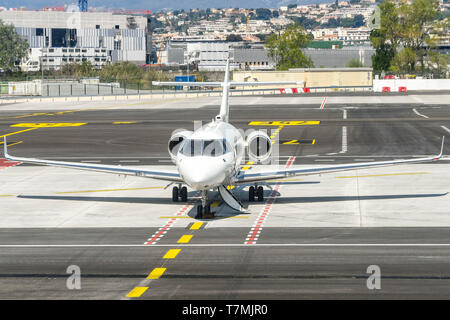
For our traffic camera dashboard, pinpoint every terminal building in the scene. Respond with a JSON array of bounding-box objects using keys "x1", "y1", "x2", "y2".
[{"x1": 0, "y1": 9, "x2": 152, "y2": 71}]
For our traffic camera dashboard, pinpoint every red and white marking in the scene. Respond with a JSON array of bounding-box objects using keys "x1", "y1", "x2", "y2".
[
  {"x1": 244, "y1": 156, "x2": 295, "y2": 245},
  {"x1": 279, "y1": 88, "x2": 310, "y2": 94},
  {"x1": 144, "y1": 192, "x2": 200, "y2": 245},
  {"x1": 320, "y1": 97, "x2": 327, "y2": 110},
  {"x1": 0, "y1": 158, "x2": 21, "y2": 171}
]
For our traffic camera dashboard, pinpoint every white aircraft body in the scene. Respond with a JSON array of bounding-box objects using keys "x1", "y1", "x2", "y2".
[{"x1": 3, "y1": 60, "x2": 445, "y2": 218}]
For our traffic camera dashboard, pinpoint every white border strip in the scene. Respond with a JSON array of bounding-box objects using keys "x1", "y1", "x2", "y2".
[{"x1": 2, "y1": 243, "x2": 450, "y2": 248}]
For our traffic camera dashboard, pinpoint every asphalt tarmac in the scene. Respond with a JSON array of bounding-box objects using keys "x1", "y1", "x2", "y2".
[{"x1": 0, "y1": 95, "x2": 449, "y2": 299}]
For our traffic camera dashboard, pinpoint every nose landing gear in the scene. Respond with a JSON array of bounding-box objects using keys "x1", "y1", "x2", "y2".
[
  {"x1": 172, "y1": 185, "x2": 188, "y2": 202},
  {"x1": 249, "y1": 185, "x2": 264, "y2": 202},
  {"x1": 196, "y1": 190, "x2": 212, "y2": 219}
]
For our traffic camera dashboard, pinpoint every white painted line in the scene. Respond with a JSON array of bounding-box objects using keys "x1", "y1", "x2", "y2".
[
  {"x1": 2, "y1": 243, "x2": 450, "y2": 248},
  {"x1": 81, "y1": 160, "x2": 101, "y2": 163},
  {"x1": 413, "y1": 108, "x2": 429, "y2": 119},
  {"x1": 441, "y1": 126, "x2": 450, "y2": 134},
  {"x1": 340, "y1": 126, "x2": 347, "y2": 154},
  {"x1": 119, "y1": 160, "x2": 140, "y2": 163},
  {"x1": 354, "y1": 159, "x2": 374, "y2": 161},
  {"x1": 343, "y1": 109, "x2": 347, "y2": 119},
  {"x1": 315, "y1": 159, "x2": 335, "y2": 162}
]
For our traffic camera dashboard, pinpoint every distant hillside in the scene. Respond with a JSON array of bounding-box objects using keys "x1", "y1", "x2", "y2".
[{"x1": 0, "y1": 0, "x2": 335, "y2": 11}]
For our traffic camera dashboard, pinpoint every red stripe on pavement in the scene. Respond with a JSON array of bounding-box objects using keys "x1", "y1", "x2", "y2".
[
  {"x1": 244, "y1": 157, "x2": 295, "y2": 245},
  {"x1": 320, "y1": 97, "x2": 327, "y2": 110}
]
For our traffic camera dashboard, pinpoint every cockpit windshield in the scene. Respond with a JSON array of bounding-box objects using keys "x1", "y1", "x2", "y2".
[{"x1": 181, "y1": 139, "x2": 230, "y2": 157}]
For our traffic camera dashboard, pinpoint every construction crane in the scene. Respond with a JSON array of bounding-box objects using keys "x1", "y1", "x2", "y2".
[{"x1": 78, "y1": 0, "x2": 88, "y2": 12}]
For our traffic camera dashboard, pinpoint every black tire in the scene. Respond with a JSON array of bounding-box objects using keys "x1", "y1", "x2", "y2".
[
  {"x1": 249, "y1": 186, "x2": 255, "y2": 202},
  {"x1": 257, "y1": 186, "x2": 264, "y2": 202},
  {"x1": 204, "y1": 204, "x2": 211, "y2": 215},
  {"x1": 180, "y1": 187, "x2": 188, "y2": 202},
  {"x1": 196, "y1": 205, "x2": 203, "y2": 219},
  {"x1": 172, "y1": 186, "x2": 179, "y2": 202}
]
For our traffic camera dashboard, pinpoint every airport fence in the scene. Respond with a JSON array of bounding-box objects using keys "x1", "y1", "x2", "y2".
[{"x1": 0, "y1": 80, "x2": 374, "y2": 98}]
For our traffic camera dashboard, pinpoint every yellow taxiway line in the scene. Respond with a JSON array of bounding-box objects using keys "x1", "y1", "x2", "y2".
[{"x1": 0, "y1": 128, "x2": 38, "y2": 138}]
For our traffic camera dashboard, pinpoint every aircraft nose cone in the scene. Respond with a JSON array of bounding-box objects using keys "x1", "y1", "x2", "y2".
[{"x1": 179, "y1": 158, "x2": 227, "y2": 189}]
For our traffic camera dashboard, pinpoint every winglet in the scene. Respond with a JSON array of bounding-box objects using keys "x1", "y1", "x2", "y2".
[
  {"x1": 434, "y1": 136, "x2": 445, "y2": 161},
  {"x1": 3, "y1": 136, "x2": 7, "y2": 158},
  {"x1": 439, "y1": 136, "x2": 445, "y2": 158}
]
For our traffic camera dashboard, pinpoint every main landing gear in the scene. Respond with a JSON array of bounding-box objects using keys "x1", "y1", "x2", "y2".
[
  {"x1": 249, "y1": 185, "x2": 264, "y2": 202},
  {"x1": 172, "y1": 185, "x2": 188, "y2": 202},
  {"x1": 196, "y1": 190, "x2": 211, "y2": 219}
]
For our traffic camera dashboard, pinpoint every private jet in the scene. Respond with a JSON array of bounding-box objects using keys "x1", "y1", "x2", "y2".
[{"x1": 3, "y1": 60, "x2": 445, "y2": 218}]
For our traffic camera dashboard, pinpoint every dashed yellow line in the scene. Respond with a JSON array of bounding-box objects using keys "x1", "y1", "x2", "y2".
[
  {"x1": 283, "y1": 139, "x2": 299, "y2": 145},
  {"x1": 0, "y1": 195, "x2": 13, "y2": 197},
  {"x1": 147, "y1": 268, "x2": 167, "y2": 280},
  {"x1": 0, "y1": 141, "x2": 23, "y2": 147},
  {"x1": 249, "y1": 121, "x2": 320, "y2": 126},
  {"x1": 126, "y1": 287, "x2": 148, "y2": 298},
  {"x1": 163, "y1": 249, "x2": 181, "y2": 259},
  {"x1": 241, "y1": 160, "x2": 254, "y2": 171},
  {"x1": 0, "y1": 128, "x2": 38, "y2": 138},
  {"x1": 56, "y1": 186, "x2": 163, "y2": 194},
  {"x1": 113, "y1": 121, "x2": 137, "y2": 124},
  {"x1": 11, "y1": 123, "x2": 86, "y2": 128},
  {"x1": 190, "y1": 222, "x2": 203, "y2": 230},
  {"x1": 177, "y1": 235, "x2": 193, "y2": 244},
  {"x1": 337, "y1": 172, "x2": 428, "y2": 179}
]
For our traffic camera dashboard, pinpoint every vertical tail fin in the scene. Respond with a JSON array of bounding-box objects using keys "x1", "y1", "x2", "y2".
[{"x1": 218, "y1": 59, "x2": 230, "y2": 122}]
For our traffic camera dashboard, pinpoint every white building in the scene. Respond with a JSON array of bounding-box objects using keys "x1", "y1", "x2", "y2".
[{"x1": 0, "y1": 9, "x2": 151, "y2": 71}]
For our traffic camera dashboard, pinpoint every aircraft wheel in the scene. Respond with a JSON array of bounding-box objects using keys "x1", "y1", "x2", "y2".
[
  {"x1": 249, "y1": 186, "x2": 255, "y2": 202},
  {"x1": 180, "y1": 186, "x2": 188, "y2": 202},
  {"x1": 196, "y1": 205, "x2": 203, "y2": 219},
  {"x1": 257, "y1": 186, "x2": 264, "y2": 202},
  {"x1": 172, "y1": 186, "x2": 179, "y2": 202}
]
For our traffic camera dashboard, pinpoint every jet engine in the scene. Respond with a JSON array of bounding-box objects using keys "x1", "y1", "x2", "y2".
[
  {"x1": 168, "y1": 130, "x2": 193, "y2": 160},
  {"x1": 246, "y1": 130, "x2": 272, "y2": 162}
]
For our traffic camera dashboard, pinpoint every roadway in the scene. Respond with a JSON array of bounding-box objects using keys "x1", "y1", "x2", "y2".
[{"x1": 0, "y1": 94, "x2": 449, "y2": 299}]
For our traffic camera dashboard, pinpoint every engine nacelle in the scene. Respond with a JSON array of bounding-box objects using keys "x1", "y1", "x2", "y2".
[
  {"x1": 168, "y1": 130, "x2": 193, "y2": 160},
  {"x1": 246, "y1": 130, "x2": 272, "y2": 162}
]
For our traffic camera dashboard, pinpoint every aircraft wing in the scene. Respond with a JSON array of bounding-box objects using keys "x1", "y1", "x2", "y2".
[
  {"x1": 152, "y1": 81, "x2": 304, "y2": 87},
  {"x1": 235, "y1": 137, "x2": 445, "y2": 184},
  {"x1": 3, "y1": 137, "x2": 183, "y2": 183}
]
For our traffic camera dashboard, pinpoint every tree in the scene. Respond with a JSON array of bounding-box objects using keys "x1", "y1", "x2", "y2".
[
  {"x1": 370, "y1": 0, "x2": 440, "y2": 74},
  {"x1": 226, "y1": 34, "x2": 243, "y2": 42},
  {"x1": 255, "y1": 8, "x2": 272, "y2": 20},
  {"x1": 346, "y1": 58, "x2": 364, "y2": 68},
  {"x1": 390, "y1": 47, "x2": 417, "y2": 74},
  {"x1": 265, "y1": 24, "x2": 314, "y2": 70},
  {"x1": 60, "y1": 61, "x2": 94, "y2": 78},
  {"x1": 0, "y1": 20, "x2": 29, "y2": 71},
  {"x1": 99, "y1": 61, "x2": 143, "y2": 83},
  {"x1": 370, "y1": 28, "x2": 395, "y2": 73}
]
